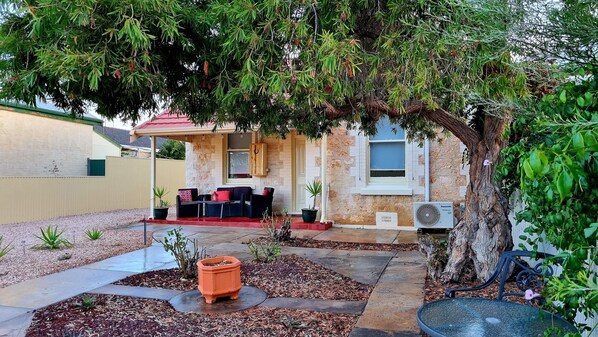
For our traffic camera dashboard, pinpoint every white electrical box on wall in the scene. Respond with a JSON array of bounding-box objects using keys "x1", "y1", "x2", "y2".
[{"x1": 376, "y1": 212, "x2": 398, "y2": 229}]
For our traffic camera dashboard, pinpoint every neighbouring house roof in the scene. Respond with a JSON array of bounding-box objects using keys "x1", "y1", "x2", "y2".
[
  {"x1": 0, "y1": 100, "x2": 103, "y2": 126},
  {"x1": 131, "y1": 110, "x2": 247, "y2": 142},
  {"x1": 93, "y1": 125, "x2": 167, "y2": 149}
]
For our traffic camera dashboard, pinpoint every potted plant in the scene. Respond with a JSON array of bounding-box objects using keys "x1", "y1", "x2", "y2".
[
  {"x1": 197, "y1": 256, "x2": 241, "y2": 304},
  {"x1": 302, "y1": 179, "x2": 322, "y2": 223},
  {"x1": 153, "y1": 186, "x2": 170, "y2": 220}
]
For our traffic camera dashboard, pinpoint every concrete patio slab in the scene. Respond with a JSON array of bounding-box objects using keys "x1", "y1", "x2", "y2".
[
  {"x1": 0, "y1": 268, "x2": 134, "y2": 309},
  {"x1": 353, "y1": 251, "x2": 426, "y2": 334},
  {"x1": 312, "y1": 228, "x2": 399, "y2": 244},
  {"x1": 169, "y1": 287, "x2": 267, "y2": 314},
  {"x1": 0, "y1": 306, "x2": 31, "y2": 324},
  {"x1": 306, "y1": 255, "x2": 394, "y2": 285},
  {"x1": 260, "y1": 297, "x2": 367, "y2": 315},
  {"x1": 89, "y1": 284, "x2": 182, "y2": 301},
  {"x1": 0, "y1": 312, "x2": 33, "y2": 337},
  {"x1": 83, "y1": 245, "x2": 174, "y2": 273},
  {"x1": 393, "y1": 231, "x2": 420, "y2": 244}
]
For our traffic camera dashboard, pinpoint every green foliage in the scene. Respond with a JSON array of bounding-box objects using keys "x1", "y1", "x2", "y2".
[
  {"x1": 0, "y1": 235, "x2": 12, "y2": 260},
  {"x1": 155, "y1": 227, "x2": 207, "y2": 279},
  {"x1": 498, "y1": 71, "x2": 598, "y2": 329},
  {"x1": 75, "y1": 294, "x2": 97, "y2": 311},
  {"x1": 34, "y1": 226, "x2": 73, "y2": 250},
  {"x1": 84, "y1": 229, "x2": 104, "y2": 241},
  {"x1": 158, "y1": 139, "x2": 186, "y2": 160},
  {"x1": 247, "y1": 241, "x2": 281, "y2": 263},
  {"x1": 153, "y1": 186, "x2": 168, "y2": 208},
  {"x1": 305, "y1": 180, "x2": 322, "y2": 210},
  {"x1": 261, "y1": 209, "x2": 292, "y2": 242}
]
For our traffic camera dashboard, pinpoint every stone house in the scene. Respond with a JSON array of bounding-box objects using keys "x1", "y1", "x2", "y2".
[{"x1": 132, "y1": 111, "x2": 468, "y2": 228}]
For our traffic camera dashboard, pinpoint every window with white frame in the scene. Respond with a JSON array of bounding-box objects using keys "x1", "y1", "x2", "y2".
[
  {"x1": 227, "y1": 133, "x2": 251, "y2": 180},
  {"x1": 368, "y1": 116, "x2": 406, "y2": 183}
]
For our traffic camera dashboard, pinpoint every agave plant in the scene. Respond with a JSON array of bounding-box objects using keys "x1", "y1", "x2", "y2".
[
  {"x1": 84, "y1": 229, "x2": 104, "y2": 241},
  {"x1": 0, "y1": 235, "x2": 12, "y2": 260},
  {"x1": 34, "y1": 226, "x2": 73, "y2": 250}
]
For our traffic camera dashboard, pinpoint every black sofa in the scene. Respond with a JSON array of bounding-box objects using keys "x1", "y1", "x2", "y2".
[
  {"x1": 244, "y1": 187, "x2": 275, "y2": 218},
  {"x1": 176, "y1": 188, "x2": 210, "y2": 218},
  {"x1": 205, "y1": 186, "x2": 253, "y2": 217}
]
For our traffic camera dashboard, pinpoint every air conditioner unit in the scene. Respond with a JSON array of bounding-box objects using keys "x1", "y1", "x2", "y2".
[{"x1": 413, "y1": 202, "x2": 455, "y2": 229}]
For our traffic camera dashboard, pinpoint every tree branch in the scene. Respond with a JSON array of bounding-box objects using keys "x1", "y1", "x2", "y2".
[{"x1": 324, "y1": 98, "x2": 481, "y2": 149}]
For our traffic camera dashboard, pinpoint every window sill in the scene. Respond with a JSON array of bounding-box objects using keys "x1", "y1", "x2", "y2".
[{"x1": 359, "y1": 186, "x2": 413, "y2": 196}]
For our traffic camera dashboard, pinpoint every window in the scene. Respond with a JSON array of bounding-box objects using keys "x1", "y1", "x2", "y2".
[
  {"x1": 368, "y1": 116, "x2": 406, "y2": 181},
  {"x1": 227, "y1": 133, "x2": 251, "y2": 180}
]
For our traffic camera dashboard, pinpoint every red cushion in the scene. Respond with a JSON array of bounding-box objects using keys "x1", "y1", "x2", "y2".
[
  {"x1": 179, "y1": 190, "x2": 193, "y2": 202},
  {"x1": 262, "y1": 189, "x2": 269, "y2": 196},
  {"x1": 214, "y1": 191, "x2": 230, "y2": 201}
]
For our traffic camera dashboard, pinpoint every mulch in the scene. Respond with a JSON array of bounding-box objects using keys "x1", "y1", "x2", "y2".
[
  {"x1": 26, "y1": 295, "x2": 356, "y2": 337},
  {"x1": 116, "y1": 254, "x2": 372, "y2": 300},
  {"x1": 424, "y1": 276, "x2": 527, "y2": 305},
  {"x1": 27, "y1": 255, "x2": 370, "y2": 336},
  {"x1": 250, "y1": 237, "x2": 419, "y2": 252}
]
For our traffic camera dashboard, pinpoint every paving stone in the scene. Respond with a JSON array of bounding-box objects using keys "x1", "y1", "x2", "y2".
[
  {"x1": 169, "y1": 286, "x2": 266, "y2": 314},
  {"x1": 259, "y1": 297, "x2": 366, "y2": 315},
  {"x1": 306, "y1": 255, "x2": 393, "y2": 285},
  {"x1": 312, "y1": 229, "x2": 399, "y2": 244},
  {"x1": 89, "y1": 284, "x2": 182, "y2": 301},
  {"x1": 83, "y1": 245, "x2": 175, "y2": 273},
  {"x1": 0, "y1": 306, "x2": 31, "y2": 324},
  {"x1": 0, "y1": 268, "x2": 134, "y2": 309},
  {"x1": 0, "y1": 312, "x2": 33, "y2": 337}
]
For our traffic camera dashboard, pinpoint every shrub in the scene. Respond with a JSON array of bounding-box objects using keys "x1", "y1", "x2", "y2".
[
  {"x1": 62, "y1": 327, "x2": 85, "y2": 337},
  {"x1": 0, "y1": 235, "x2": 12, "y2": 260},
  {"x1": 34, "y1": 226, "x2": 73, "y2": 250},
  {"x1": 247, "y1": 241, "x2": 281, "y2": 263},
  {"x1": 84, "y1": 229, "x2": 104, "y2": 241},
  {"x1": 261, "y1": 209, "x2": 292, "y2": 242},
  {"x1": 75, "y1": 294, "x2": 97, "y2": 311},
  {"x1": 418, "y1": 235, "x2": 448, "y2": 280},
  {"x1": 155, "y1": 227, "x2": 207, "y2": 278}
]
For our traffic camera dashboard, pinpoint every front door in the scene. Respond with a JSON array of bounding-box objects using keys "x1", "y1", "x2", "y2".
[{"x1": 293, "y1": 136, "x2": 306, "y2": 213}]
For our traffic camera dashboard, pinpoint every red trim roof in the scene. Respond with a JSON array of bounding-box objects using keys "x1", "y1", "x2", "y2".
[{"x1": 135, "y1": 110, "x2": 210, "y2": 130}]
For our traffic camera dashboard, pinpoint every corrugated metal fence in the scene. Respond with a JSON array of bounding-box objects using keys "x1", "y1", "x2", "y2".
[{"x1": 0, "y1": 156, "x2": 185, "y2": 225}]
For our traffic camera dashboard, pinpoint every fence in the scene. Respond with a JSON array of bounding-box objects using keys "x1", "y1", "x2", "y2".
[{"x1": 0, "y1": 156, "x2": 185, "y2": 225}]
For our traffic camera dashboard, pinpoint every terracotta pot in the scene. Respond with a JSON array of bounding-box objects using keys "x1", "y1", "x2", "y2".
[{"x1": 197, "y1": 256, "x2": 241, "y2": 304}]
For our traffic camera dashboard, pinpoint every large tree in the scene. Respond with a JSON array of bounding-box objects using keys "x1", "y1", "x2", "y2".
[{"x1": 0, "y1": 0, "x2": 529, "y2": 281}]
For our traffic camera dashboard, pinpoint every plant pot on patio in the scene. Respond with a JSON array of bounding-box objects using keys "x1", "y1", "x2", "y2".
[
  {"x1": 197, "y1": 256, "x2": 241, "y2": 304},
  {"x1": 301, "y1": 208, "x2": 318, "y2": 223},
  {"x1": 153, "y1": 207, "x2": 169, "y2": 220}
]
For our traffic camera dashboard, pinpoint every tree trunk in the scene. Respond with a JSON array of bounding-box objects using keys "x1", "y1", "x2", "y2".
[{"x1": 441, "y1": 115, "x2": 513, "y2": 282}]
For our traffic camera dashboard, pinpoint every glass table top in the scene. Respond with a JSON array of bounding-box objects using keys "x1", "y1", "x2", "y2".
[{"x1": 417, "y1": 298, "x2": 577, "y2": 337}]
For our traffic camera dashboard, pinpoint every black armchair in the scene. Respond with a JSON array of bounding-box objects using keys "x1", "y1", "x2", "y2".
[
  {"x1": 176, "y1": 188, "x2": 205, "y2": 218},
  {"x1": 245, "y1": 187, "x2": 275, "y2": 218}
]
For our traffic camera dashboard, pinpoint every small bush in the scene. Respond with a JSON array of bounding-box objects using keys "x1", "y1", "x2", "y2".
[
  {"x1": 155, "y1": 227, "x2": 207, "y2": 279},
  {"x1": 261, "y1": 209, "x2": 292, "y2": 242},
  {"x1": 75, "y1": 294, "x2": 96, "y2": 311},
  {"x1": 0, "y1": 235, "x2": 12, "y2": 260},
  {"x1": 62, "y1": 327, "x2": 85, "y2": 337},
  {"x1": 34, "y1": 226, "x2": 73, "y2": 250},
  {"x1": 84, "y1": 229, "x2": 104, "y2": 241},
  {"x1": 247, "y1": 241, "x2": 281, "y2": 263},
  {"x1": 418, "y1": 234, "x2": 448, "y2": 280}
]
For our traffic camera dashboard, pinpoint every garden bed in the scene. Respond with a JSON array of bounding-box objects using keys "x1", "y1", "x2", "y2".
[
  {"x1": 248, "y1": 237, "x2": 419, "y2": 252},
  {"x1": 27, "y1": 255, "x2": 370, "y2": 336}
]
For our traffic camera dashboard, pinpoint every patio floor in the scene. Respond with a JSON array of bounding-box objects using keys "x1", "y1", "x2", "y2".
[{"x1": 0, "y1": 225, "x2": 426, "y2": 337}]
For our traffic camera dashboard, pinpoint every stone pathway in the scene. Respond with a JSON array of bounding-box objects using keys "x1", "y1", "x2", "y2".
[{"x1": 0, "y1": 225, "x2": 426, "y2": 337}]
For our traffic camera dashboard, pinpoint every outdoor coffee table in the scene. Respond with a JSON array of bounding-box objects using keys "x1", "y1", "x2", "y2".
[
  {"x1": 184, "y1": 200, "x2": 240, "y2": 219},
  {"x1": 417, "y1": 298, "x2": 577, "y2": 337}
]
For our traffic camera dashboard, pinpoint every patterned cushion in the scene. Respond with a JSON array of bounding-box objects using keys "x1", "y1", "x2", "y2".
[
  {"x1": 179, "y1": 190, "x2": 193, "y2": 202},
  {"x1": 262, "y1": 189, "x2": 269, "y2": 196},
  {"x1": 214, "y1": 190, "x2": 231, "y2": 201}
]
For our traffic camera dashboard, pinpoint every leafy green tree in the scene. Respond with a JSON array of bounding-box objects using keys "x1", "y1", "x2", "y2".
[
  {"x1": 499, "y1": 72, "x2": 597, "y2": 332},
  {"x1": 158, "y1": 139, "x2": 185, "y2": 160},
  {"x1": 0, "y1": 0, "x2": 532, "y2": 281}
]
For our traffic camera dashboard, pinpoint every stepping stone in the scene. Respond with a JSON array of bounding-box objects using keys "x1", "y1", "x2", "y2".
[
  {"x1": 0, "y1": 312, "x2": 33, "y2": 337},
  {"x1": 259, "y1": 297, "x2": 366, "y2": 315},
  {"x1": 169, "y1": 286, "x2": 267, "y2": 314},
  {"x1": 89, "y1": 284, "x2": 182, "y2": 301},
  {"x1": 0, "y1": 306, "x2": 31, "y2": 324}
]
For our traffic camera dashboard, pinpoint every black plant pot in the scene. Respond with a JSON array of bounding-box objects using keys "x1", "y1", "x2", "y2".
[
  {"x1": 301, "y1": 208, "x2": 318, "y2": 223},
  {"x1": 154, "y1": 207, "x2": 169, "y2": 220}
]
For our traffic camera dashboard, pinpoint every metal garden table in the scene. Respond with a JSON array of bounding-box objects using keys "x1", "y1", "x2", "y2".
[{"x1": 417, "y1": 298, "x2": 577, "y2": 337}]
